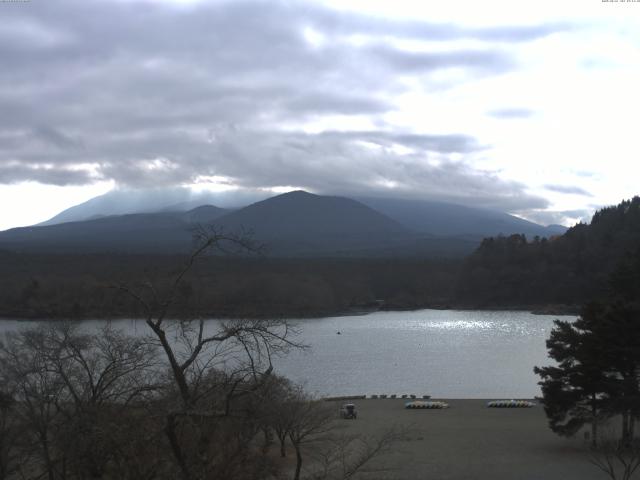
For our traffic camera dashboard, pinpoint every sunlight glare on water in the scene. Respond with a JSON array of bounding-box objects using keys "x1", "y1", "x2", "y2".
[
  {"x1": 272, "y1": 309, "x2": 569, "y2": 399},
  {"x1": 424, "y1": 320, "x2": 494, "y2": 331}
]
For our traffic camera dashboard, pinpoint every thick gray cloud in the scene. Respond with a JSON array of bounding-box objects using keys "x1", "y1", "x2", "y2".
[
  {"x1": 32, "y1": 126, "x2": 84, "y2": 151},
  {"x1": 0, "y1": 163, "x2": 93, "y2": 186},
  {"x1": 0, "y1": 0, "x2": 569, "y2": 211}
]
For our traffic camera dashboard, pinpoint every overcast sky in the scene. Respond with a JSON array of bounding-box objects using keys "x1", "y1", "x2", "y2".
[{"x1": 1, "y1": 0, "x2": 639, "y2": 230}]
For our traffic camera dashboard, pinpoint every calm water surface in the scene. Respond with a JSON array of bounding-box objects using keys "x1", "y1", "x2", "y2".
[{"x1": 0, "y1": 310, "x2": 572, "y2": 398}]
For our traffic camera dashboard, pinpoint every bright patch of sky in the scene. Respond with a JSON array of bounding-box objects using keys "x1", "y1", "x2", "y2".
[{"x1": 0, "y1": 182, "x2": 114, "y2": 230}]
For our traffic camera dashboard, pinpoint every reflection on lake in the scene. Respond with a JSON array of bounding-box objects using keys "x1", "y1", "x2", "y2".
[
  {"x1": 273, "y1": 310, "x2": 570, "y2": 398},
  {"x1": 0, "y1": 309, "x2": 573, "y2": 398}
]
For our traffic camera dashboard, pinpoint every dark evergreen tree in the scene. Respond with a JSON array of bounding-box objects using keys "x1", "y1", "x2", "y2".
[
  {"x1": 536, "y1": 249, "x2": 640, "y2": 446},
  {"x1": 594, "y1": 301, "x2": 640, "y2": 444},
  {"x1": 534, "y1": 302, "x2": 614, "y2": 446}
]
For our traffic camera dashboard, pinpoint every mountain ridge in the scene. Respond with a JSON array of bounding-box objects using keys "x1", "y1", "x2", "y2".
[
  {"x1": 356, "y1": 196, "x2": 566, "y2": 239},
  {"x1": 34, "y1": 188, "x2": 566, "y2": 237},
  {"x1": 1, "y1": 190, "x2": 565, "y2": 257},
  {"x1": 0, "y1": 192, "x2": 422, "y2": 256}
]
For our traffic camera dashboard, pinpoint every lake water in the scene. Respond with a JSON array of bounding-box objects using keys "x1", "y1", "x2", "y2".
[{"x1": 0, "y1": 309, "x2": 572, "y2": 398}]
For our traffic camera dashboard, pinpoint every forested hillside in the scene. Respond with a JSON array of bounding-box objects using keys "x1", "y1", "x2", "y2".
[
  {"x1": 3, "y1": 197, "x2": 639, "y2": 320},
  {"x1": 0, "y1": 253, "x2": 459, "y2": 319},
  {"x1": 457, "y1": 197, "x2": 640, "y2": 308}
]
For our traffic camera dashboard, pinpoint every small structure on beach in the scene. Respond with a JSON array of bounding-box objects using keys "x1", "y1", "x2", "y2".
[{"x1": 340, "y1": 403, "x2": 358, "y2": 419}]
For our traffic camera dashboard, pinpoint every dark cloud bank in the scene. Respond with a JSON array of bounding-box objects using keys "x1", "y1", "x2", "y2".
[{"x1": 0, "y1": 0, "x2": 571, "y2": 213}]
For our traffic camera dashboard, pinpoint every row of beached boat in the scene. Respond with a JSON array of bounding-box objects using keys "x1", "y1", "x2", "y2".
[
  {"x1": 405, "y1": 400, "x2": 450, "y2": 409},
  {"x1": 486, "y1": 400, "x2": 536, "y2": 408},
  {"x1": 370, "y1": 394, "x2": 430, "y2": 399},
  {"x1": 404, "y1": 399, "x2": 536, "y2": 409}
]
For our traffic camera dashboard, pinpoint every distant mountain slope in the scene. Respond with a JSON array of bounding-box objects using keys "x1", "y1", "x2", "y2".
[
  {"x1": 457, "y1": 196, "x2": 640, "y2": 307},
  {"x1": 39, "y1": 189, "x2": 192, "y2": 226},
  {"x1": 39, "y1": 188, "x2": 265, "y2": 226},
  {"x1": 1, "y1": 205, "x2": 229, "y2": 254},
  {"x1": 357, "y1": 197, "x2": 566, "y2": 238},
  {"x1": 2, "y1": 212, "x2": 192, "y2": 254},
  {"x1": 214, "y1": 190, "x2": 412, "y2": 253},
  {"x1": 0, "y1": 192, "x2": 427, "y2": 256},
  {"x1": 4, "y1": 190, "x2": 564, "y2": 258},
  {"x1": 183, "y1": 205, "x2": 229, "y2": 224},
  {"x1": 213, "y1": 190, "x2": 479, "y2": 256},
  {"x1": 38, "y1": 189, "x2": 565, "y2": 240}
]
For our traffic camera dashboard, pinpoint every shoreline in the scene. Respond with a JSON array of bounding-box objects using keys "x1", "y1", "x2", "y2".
[{"x1": 0, "y1": 304, "x2": 579, "y2": 322}]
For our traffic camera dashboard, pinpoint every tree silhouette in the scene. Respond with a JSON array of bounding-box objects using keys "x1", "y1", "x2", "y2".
[
  {"x1": 536, "y1": 249, "x2": 640, "y2": 446},
  {"x1": 534, "y1": 303, "x2": 614, "y2": 446}
]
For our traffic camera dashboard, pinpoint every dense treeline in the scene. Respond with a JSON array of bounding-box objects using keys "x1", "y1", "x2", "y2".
[
  {"x1": 0, "y1": 253, "x2": 460, "y2": 319},
  {"x1": 3, "y1": 197, "x2": 640, "y2": 320},
  {"x1": 457, "y1": 197, "x2": 640, "y2": 308}
]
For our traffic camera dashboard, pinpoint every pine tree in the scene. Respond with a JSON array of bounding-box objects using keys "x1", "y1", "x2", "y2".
[
  {"x1": 534, "y1": 302, "x2": 614, "y2": 446},
  {"x1": 535, "y1": 250, "x2": 640, "y2": 446}
]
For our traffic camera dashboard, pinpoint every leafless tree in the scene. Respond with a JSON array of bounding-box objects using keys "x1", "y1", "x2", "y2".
[
  {"x1": 281, "y1": 391, "x2": 405, "y2": 480},
  {"x1": 116, "y1": 226, "x2": 304, "y2": 480},
  {"x1": 46, "y1": 323, "x2": 159, "y2": 479},
  {"x1": 0, "y1": 327, "x2": 69, "y2": 480},
  {"x1": 286, "y1": 393, "x2": 336, "y2": 480},
  {"x1": 589, "y1": 434, "x2": 640, "y2": 480},
  {"x1": 0, "y1": 322, "x2": 161, "y2": 480},
  {"x1": 254, "y1": 375, "x2": 297, "y2": 458},
  {"x1": 0, "y1": 390, "x2": 22, "y2": 480}
]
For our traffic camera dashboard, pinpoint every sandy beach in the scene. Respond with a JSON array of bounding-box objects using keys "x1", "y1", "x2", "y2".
[{"x1": 321, "y1": 399, "x2": 604, "y2": 480}]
